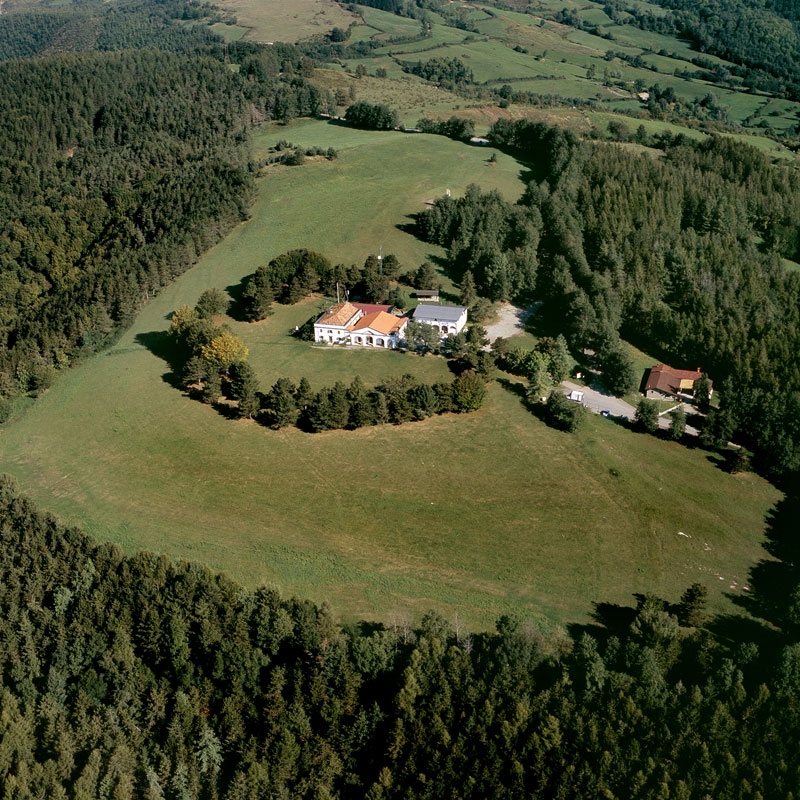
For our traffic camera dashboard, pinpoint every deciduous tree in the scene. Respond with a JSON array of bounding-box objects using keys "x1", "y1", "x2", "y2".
[
  {"x1": 201, "y1": 330, "x2": 248, "y2": 375},
  {"x1": 635, "y1": 398, "x2": 660, "y2": 433}
]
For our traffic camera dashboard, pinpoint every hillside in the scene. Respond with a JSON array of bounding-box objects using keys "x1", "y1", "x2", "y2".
[
  {"x1": 0, "y1": 122, "x2": 782, "y2": 629},
  {"x1": 1, "y1": 1, "x2": 799, "y2": 795}
]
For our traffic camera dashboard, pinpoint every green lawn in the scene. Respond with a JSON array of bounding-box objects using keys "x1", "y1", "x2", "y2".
[{"x1": 0, "y1": 122, "x2": 782, "y2": 634}]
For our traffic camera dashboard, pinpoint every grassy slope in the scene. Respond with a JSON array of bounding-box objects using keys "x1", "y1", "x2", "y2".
[
  {"x1": 0, "y1": 122, "x2": 780, "y2": 632},
  {"x1": 211, "y1": 0, "x2": 353, "y2": 43}
]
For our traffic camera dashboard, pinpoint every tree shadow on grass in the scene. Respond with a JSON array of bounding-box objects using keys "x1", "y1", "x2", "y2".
[
  {"x1": 496, "y1": 376, "x2": 528, "y2": 402},
  {"x1": 729, "y1": 491, "x2": 800, "y2": 631},
  {"x1": 134, "y1": 331, "x2": 182, "y2": 388},
  {"x1": 706, "y1": 612, "x2": 779, "y2": 654},
  {"x1": 225, "y1": 277, "x2": 249, "y2": 322},
  {"x1": 568, "y1": 600, "x2": 640, "y2": 643}
]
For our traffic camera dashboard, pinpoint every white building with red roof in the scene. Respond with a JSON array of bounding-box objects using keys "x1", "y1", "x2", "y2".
[{"x1": 314, "y1": 302, "x2": 407, "y2": 348}]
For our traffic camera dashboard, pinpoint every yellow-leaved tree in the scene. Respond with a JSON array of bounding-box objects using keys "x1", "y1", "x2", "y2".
[
  {"x1": 169, "y1": 304, "x2": 198, "y2": 336},
  {"x1": 201, "y1": 329, "x2": 248, "y2": 374}
]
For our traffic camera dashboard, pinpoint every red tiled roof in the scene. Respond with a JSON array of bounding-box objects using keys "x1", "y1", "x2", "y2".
[
  {"x1": 352, "y1": 303, "x2": 392, "y2": 315},
  {"x1": 350, "y1": 312, "x2": 407, "y2": 336},
  {"x1": 644, "y1": 363, "x2": 712, "y2": 395},
  {"x1": 316, "y1": 302, "x2": 361, "y2": 327}
]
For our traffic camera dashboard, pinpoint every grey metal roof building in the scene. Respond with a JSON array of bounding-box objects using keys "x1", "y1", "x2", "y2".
[{"x1": 412, "y1": 304, "x2": 467, "y2": 323}]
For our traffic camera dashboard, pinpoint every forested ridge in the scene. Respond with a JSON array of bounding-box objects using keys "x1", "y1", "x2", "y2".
[
  {"x1": 416, "y1": 122, "x2": 800, "y2": 480},
  {"x1": 0, "y1": 0, "x2": 224, "y2": 62},
  {"x1": 0, "y1": 44, "x2": 331, "y2": 408},
  {"x1": 0, "y1": 475, "x2": 799, "y2": 798}
]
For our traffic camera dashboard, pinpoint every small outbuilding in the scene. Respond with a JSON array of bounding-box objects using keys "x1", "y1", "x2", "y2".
[{"x1": 414, "y1": 289, "x2": 440, "y2": 302}]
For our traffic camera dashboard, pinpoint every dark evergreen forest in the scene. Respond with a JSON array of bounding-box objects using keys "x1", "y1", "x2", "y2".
[
  {"x1": 0, "y1": 43, "x2": 331, "y2": 404},
  {"x1": 416, "y1": 121, "x2": 800, "y2": 481},
  {"x1": 1, "y1": 476, "x2": 799, "y2": 798}
]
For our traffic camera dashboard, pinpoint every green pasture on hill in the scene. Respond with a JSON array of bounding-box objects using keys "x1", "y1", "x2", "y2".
[
  {"x1": 0, "y1": 120, "x2": 782, "y2": 632},
  {"x1": 211, "y1": 0, "x2": 353, "y2": 43}
]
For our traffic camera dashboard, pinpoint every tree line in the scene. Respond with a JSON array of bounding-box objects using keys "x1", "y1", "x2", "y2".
[{"x1": 0, "y1": 473, "x2": 799, "y2": 797}]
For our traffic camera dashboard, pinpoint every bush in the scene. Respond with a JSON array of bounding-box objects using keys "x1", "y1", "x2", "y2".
[{"x1": 344, "y1": 101, "x2": 398, "y2": 130}]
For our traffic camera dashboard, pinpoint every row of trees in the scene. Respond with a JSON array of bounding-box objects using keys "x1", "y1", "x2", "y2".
[
  {"x1": 240, "y1": 249, "x2": 405, "y2": 320},
  {"x1": 415, "y1": 115, "x2": 475, "y2": 140},
  {"x1": 1, "y1": 473, "x2": 799, "y2": 798},
  {"x1": 167, "y1": 295, "x2": 488, "y2": 429},
  {"x1": 262, "y1": 371, "x2": 487, "y2": 432}
]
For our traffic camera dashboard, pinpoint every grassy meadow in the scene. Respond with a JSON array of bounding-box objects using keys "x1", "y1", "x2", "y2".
[{"x1": 0, "y1": 121, "x2": 782, "y2": 632}]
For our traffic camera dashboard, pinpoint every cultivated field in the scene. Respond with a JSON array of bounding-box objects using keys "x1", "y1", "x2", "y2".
[{"x1": 0, "y1": 122, "x2": 781, "y2": 632}]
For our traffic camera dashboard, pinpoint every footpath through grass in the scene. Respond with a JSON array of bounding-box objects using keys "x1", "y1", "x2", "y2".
[{"x1": 0, "y1": 121, "x2": 782, "y2": 631}]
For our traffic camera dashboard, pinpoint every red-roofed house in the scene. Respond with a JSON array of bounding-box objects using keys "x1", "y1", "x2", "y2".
[
  {"x1": 314, "y1": 302, "x2": 362, "y2": 343},
  {"x1": 352, "y1": 303, "x2": 393, "y2": 315},
  {"x1": 348, "y1": 311, "x2": 408, "y2": 348},
  {"x1": 644, "y1": 364, "x2": 713, "y2": 401},
  {"x1": 313, "y1": 302, "x2": 407, "y2": 348}
]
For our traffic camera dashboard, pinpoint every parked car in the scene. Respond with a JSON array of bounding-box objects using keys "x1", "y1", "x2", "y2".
[{"x1": 601, "y1": 409, "x2": 611, "y2": 417}]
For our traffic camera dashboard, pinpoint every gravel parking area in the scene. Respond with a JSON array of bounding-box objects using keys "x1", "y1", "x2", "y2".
[{"x1": 484, "y1": 301, "x2": 539, "y2": 342}]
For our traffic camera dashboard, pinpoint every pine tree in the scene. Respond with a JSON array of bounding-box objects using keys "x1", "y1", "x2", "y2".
[
  {"x1": 412, "y1": 384, "x2": 439, "y2": 419},
  {"x1": 242, "y1": 267, "x2": 275, "y2": 321},
  {"x1": 635, "y1": 398, "x2": 660, "y2": 433},
  {"x1": 669, "y1": 406, "x2": 686, "y2": 440},
  {"x1": 459, "y1": 271, "x2": 477, "y2": 307},
  {"x1": 266, "y1": 378, "x2": 298, "y2": 429},
  {"x1": 328, "y1": 381, "x2": 351, "y2": 429},
  {"x1": 347, "y1": 376, "x2": 374, "y2": 428},
  {"x1": 229, "y1": 361, "x2": 260, "y2": 419},
  {"x1": 695, "y1": 374, "x2": 712, "y2": 413},
  {"x1": 194, "y1": 288, "x2": 228, "y2": 319},
  {"x1": 452, "y1": 371, "x2": 487, "y2": 412}
]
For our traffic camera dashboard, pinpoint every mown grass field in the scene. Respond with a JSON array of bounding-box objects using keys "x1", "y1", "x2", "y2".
[{"x1": 0, "y1": 121, "x2": 782, "y2": 633}]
